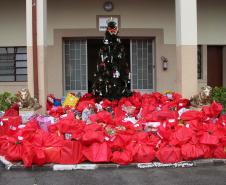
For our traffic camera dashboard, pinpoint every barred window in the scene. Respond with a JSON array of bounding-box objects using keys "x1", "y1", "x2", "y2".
[
  {"x1": 0, "y1": 47, "x2": 27, "y2": 82},
  {"x1": 64, "y1": 40, "x2": 87, "y2": 92},
  {"x1": 197, "y1": 45, "x2": 202, "y2": 80},
  {"x1": 131, "y1": 39, "x2": 154, "y2": 90}
]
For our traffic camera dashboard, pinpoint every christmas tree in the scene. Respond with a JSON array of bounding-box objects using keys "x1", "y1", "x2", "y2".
[{"x1": 92, "y1": 19, "x2": 131, "y2": 100}]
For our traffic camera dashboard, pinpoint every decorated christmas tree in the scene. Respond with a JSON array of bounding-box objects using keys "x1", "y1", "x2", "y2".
[{"x1": 92, "y1": 19, "x2": 131, "y2": 100}]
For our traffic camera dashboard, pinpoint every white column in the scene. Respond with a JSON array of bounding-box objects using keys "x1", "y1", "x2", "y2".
[
  {"x1": 26, "y1": 0, "x2": 34, "y2": 97},
  {"x1": 175, "y1": 0, "x2": 198, "y2": 98},
  {"x1": 36, "y1": 0, "x2": 47, "y2": 112}
]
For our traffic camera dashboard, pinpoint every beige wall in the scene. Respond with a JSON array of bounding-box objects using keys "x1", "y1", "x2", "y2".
[
  {"x1": 0, "y1": 82, "x2": 27, "y2": 94},
  {"x1": 1, "y1": 0, "x2": 226, "y2": 46},
  {"x1": 197, "y1": 0, "x2": 226, "y2": 45},
  {"x1": 0, "y1": 0, "x2": 226, "y2": 96},
  {"x1": 0, "y1": 0, "x2": 26, "y2": 46}
]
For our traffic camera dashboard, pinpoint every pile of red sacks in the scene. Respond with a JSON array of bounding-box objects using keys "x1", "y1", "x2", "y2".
[{"x1": 0, "y1": 92, "x2": 226, "y2": 167}]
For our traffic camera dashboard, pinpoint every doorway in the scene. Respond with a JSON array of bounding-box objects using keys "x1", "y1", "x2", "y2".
[
  {"x1": 207, "y1": 46, "x2": 223, "y2": 87},
  {"x1": 87, "y1": 38, "x2": 131, "y2": 93},
  {"x1": 64, "y1": 38, "x2": 155, "y2": 95}
]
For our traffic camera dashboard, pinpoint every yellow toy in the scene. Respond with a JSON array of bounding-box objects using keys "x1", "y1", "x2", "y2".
[{"x1": 62, "y1": 93, "x2": 79, "y2": 108}]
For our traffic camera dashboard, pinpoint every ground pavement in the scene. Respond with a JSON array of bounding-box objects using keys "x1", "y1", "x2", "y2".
[{"x1": 0, "y1": 164, "x2": 226, "y2": 185}]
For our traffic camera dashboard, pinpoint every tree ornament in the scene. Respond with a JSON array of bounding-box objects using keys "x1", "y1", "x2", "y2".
[
  {"x1": 128, "y1": 72, "x2": 131, "y2": 79},
  {"x1": 101, "y1": 54, "x2": 104, "y2": 62},
  {"x1": 113, "y1": 70, "x2": 120, "y2": 78},
  {"x1": 104, "y1": 39, "x2": 109, "y2": 45}
]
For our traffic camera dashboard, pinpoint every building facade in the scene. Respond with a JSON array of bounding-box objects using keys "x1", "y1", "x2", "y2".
[{"x1": 0, "y1": 0, "x2": 226, "y2": 109}]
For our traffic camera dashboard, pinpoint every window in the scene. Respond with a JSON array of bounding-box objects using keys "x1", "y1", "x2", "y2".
[
  {"x1": 131, "y1": 39, "x2": 154, "y2": 90},
  {"x1": 0, "y1": 47, "x2": 27, "y2": 82},
  {"x1": 64, "y1": 39, "x2": 87, "y2": 92},
  {"x1": 197, "y1": 45, "x2": 202, "y2": 80}
]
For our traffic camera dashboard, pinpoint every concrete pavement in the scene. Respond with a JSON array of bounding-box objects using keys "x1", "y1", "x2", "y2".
[{"x1": 0, "y1": 165, "x2": 226, "y2": 185}]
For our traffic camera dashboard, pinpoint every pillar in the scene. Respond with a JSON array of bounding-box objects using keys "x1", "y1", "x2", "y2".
[
  {"x1": 37, "y1": 0, "x2": 47, "y2": 112},
  {"x1": 26, "y1": 0, "x2": 34, "y2": 97},
  {"x1": 175, "y1": 0, "x2": 198, "y2": 98}
]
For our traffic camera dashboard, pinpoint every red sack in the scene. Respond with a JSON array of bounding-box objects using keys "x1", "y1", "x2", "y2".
[
  {"x1": 60, "y1": 140, "x2": 84, "y2": 164},
  {"x1": 171, "y1": 127, "x2": 193, "y2": 145},
  {"x1": 111, "y1": 149, "x2": 133, "y2": 165},
  {"x1": 147, "y1": 110, "x2": 178, "y2": 122},
  {"x1": 48, "y1": 106, "x2": 65, "y2": 118},
  {"x1": 82, "y1": 130, "x2": 105, "y2": 145},
  {"x1": 131, "y1": 132, "x2": 150, "y2": 143},
  {"x1": 209, "y1": 101, "x2": 223, "y2": 118},
  {"x1": 32, "y1": 147, "x2": 46, "y2": 166},
  {"x1": 109, "y1": 135, "x2": 125, "y2": 150},
  {"x1": 44, "y1": 146, "x2": 61, "y2": 163},
  {"x1": 199, "y1": 132, "x2": 219, "y2": 145},
  {"x1": 4, "y1": 137, "x2": 33, "y2": 167},
  {"x1": 83, "y1": 142, "x2": 111, "y2": 163},
  {"x1": 3, "y1": 104, "x2": 19, "y2": 117},
  {"x1": 149, "y1": 134, "x2": 161, "y2": 149},
  {"x1": 181, "y1": 110, "x2": 204, "y2": 121},
  {"x1": 28, "y1": 129, "x2": 48, "y2": 147},
  {"x1": 156, "y1": 145, "x2": 182, "y2": 163},
  {"x1": 1, "y1": 116, "x2": 22, "y2": 135},
  {"x1": 5, "y1": 138, "x2": 22, "y2": 162},
  {"x1": 76, "y1": 100, "x2": 95, "y2": 112},
  {"x1": 127, "y1": 142, "x2": 155, "y2": 163},
  {"x1": 0, "y1": 136, "x2": 8, "y2": 155},
  {"x1": 177, "y1": 99, "x2": 190, "y2": 109},
  {"x1": 79, "y1": 93, "x2": 93, "y2": 101},
  {"x1": 181, "y1": 143, "x2": 204, "y2": 160},
  {"x1": 89, "y1": 111, "x2": 113, "y2": 125},
  {"x1": 22, "y1": 142, "x2": 34, "y2": 167},
  {"x1": 201, "y1": 144, "x2": 213, "y2": 159},
  {"x1": 0, "y1": 120, "x2": 6, "y2": 136},
  {"x1": 214, "y1": 145, "x2": 226, "y2": 159},
  {"x1": 43, "y1": 133, "x2": 64, "y2": 147}
]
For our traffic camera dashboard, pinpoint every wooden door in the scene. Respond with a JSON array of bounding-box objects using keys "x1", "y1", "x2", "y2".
[{"x1": 207, "y1": 46, "x2": 223, "y2": 87}]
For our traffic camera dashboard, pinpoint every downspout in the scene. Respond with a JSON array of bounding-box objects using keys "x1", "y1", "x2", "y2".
[{"x1": 32, "y1": 0, "x2": 39, "y2": 100}]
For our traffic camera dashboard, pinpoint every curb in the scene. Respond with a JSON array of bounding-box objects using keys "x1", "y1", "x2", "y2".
[{"x1": 1, "y1": 156, "x2": 226, "y2": 171}]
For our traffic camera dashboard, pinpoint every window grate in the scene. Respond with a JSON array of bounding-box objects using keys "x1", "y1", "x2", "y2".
[
  {"x1": 0, "y1": 47, "x2": 27, "y2": 82},
  {"x1": 64, "y1": 39, "x2": 87, "y2": 91},
  {"x1": 131, "y1": 39, "x2": 153, "y2": 90}
]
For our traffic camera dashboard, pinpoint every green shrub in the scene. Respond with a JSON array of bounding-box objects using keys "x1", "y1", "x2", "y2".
[
  {"x1": 210, "y1": 87, "x2": 226, "y2": 112},
  {"x1": 0, "y1": 92, "x2": 18, "y2": 111}
]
